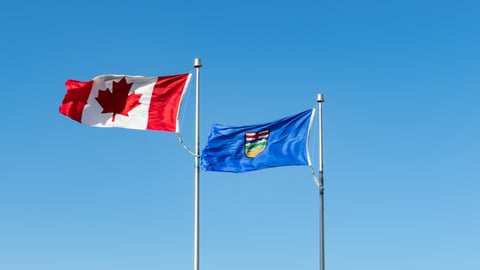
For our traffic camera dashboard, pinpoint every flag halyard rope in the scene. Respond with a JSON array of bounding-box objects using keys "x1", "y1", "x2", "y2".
[
  {"x1": 177, "y1": 132, "x2": 198, "y2": 157},
  {"x1": 310, "y1": 165, "x2": 321, "y2": 189}
]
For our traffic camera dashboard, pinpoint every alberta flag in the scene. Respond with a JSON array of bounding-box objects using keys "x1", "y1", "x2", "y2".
[
  {"x1": 59, "y1": 73, "x2": 191, "y2": 132},
  {"x1": 201, "y1": 109, "x2": 316, "y2": 173}
]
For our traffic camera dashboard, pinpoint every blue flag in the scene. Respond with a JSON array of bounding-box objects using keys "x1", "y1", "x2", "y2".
[{"x1": 201, "y1": 109, "x2": 315, "y2": 173}]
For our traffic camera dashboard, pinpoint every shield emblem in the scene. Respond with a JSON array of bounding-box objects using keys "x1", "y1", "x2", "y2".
[{"x1": 244, "y1": 130, "x2": 269, "y2": 158}]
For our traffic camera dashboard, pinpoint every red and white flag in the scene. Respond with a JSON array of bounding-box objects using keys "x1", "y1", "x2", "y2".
[{"x1": 59, "y1": 73, "x2": 191, "y2": 132}]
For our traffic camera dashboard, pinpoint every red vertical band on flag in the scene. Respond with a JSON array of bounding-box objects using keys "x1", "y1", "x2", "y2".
[
  {"x1": 147, "y1": 74, "x2": 190, "y2": 132},
  {"x1": 59, "y1": 80, "x2": 93, "y2": 123}
]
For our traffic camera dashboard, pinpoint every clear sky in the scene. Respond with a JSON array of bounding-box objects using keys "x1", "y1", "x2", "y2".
[{"x1": 1, "y1": 0, "x2": 479, "y2": 270}]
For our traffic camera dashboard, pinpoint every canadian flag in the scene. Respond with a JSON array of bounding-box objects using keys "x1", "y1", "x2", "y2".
[{"x1": 59, "y1": 73, "x2": 191, "y2": 132}]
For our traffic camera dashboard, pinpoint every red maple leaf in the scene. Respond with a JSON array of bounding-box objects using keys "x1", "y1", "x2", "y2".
[{"x1": 95, "y1": 77, "x2": 142, "y2": 122}]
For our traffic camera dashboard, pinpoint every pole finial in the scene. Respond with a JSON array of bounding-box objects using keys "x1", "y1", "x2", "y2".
[
  {"x1": 194, "y1": 58, "x2": 202, "y2": 68},
  {"x1": 317, "y1": 93, "x2": 324, "y2": 103}
]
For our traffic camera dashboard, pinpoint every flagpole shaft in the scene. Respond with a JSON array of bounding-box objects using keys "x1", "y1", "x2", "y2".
[
  {"x1": 317, "y1": 93, "x2": 325, "y2": 270},
  {"x1": 194, "y1": 58, "x2": 202, "y2": 270}
]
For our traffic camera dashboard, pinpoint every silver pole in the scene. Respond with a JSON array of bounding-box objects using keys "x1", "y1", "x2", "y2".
[
  {"x1": 193, "y1": 58, "x2": 202, "y2": 270},
  {"x1": 317, "y1": 93, "x2": 325, "y2": 270}
]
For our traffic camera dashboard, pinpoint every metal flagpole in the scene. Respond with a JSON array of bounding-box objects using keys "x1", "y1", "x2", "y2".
[
  {"x1": 193, "y1": 58, "x2": 202, "y2": 270},
  {"x1": 317, "y1": 93, "x2": 325, "y2": 270}
]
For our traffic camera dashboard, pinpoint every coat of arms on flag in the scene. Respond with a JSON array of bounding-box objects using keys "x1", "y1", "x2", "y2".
[{"x1": 244, "y1": 130, "x2": 269, "y2": 158}]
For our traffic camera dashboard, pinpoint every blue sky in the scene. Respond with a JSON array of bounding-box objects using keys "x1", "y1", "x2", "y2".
[{"x1": 1, "y1": 0, "x2": 479, "y2": 270}]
